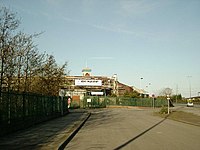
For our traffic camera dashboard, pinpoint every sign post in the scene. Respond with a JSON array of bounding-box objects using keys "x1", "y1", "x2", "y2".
[
  {"x1": 59, "y1": 89, "x2": 66, "y2": 116},
  {"x1": 167, "y1": 95, "x2": 170, "y2": 114},
  {"x1": 152, "y1": 94, "x2": 155, "y2": 109},
  {"x1": 68, "y1": 97, "x2": 71, "y2": 108},
  {"x1": 87, "y1": 98, "x2": 91, "y2": 108}
]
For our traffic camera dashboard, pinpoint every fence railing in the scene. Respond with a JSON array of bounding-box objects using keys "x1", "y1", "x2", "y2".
[
  {"x1": 82, "y1": 96, "x2": 168, "y2": 108},
  {"x1": 82, "y1": 96, "x2": 106, "y2": 108},
  {"x1": 0, "y1": 92, "x2": 68, "y2": 136},
  {"x1": 113, "y1": 97, "x2": 168, "y2": 107}
]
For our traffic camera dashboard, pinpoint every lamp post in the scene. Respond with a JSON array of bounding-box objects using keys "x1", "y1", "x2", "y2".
[
  {"x1": 187, "y1": 76, "x2": 192, "y2": 98},
  {"x1": 140, "y1": 77, "x2": 143, "y2": 97},
  {"x1": 146, "y1": 83, "x2": 151, "y2": 96}
]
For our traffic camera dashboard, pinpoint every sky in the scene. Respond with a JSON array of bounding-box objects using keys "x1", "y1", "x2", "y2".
[{"x1": 1, "y1": 0, "x2": 200, "y2": 97}]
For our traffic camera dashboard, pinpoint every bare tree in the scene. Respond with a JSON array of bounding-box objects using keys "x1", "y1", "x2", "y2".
[
  {"x1": 3, "y1": 35, "x2": 18, "y2": 91},
  {"x1": 0, "y1": 7, "x2": 20, "y2": 92},
  {"x1": 0, "y1": 7, "x2": 69, "y2": 95},
  {"x1": 160, "y1": 87, "x2": 173, "y2": 96}
]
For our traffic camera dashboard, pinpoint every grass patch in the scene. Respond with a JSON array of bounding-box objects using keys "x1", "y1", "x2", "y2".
[
  {"x1": 155, "y1": 109, "x2": 200, "y2": 126},
  {"x1": 168, "y1": 111, "x2": 200, "y2": 126}
]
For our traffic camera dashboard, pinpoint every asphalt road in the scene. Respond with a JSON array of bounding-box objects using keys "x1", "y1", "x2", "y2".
[
  {"x1": 65, "y1": 108, "x2": 200, "y2": 150},
  {"x1": 173, "y1": 103, "x2": 200, "y2": 116}
]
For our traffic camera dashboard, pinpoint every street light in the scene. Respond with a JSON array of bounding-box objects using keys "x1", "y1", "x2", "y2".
[
  {"x1": 146, "y1": 83, "x2": 151, "y2": 95},
  {"x1": 140, "y1": 77, "x2": 143, "y2": 97},
  {"x1": 187, "y1": 76, "x2": 192, "y2": 98}
]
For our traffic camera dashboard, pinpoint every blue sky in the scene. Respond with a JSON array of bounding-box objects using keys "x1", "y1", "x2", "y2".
[{"x1": 1, "y1": 0, "x2": 200, "y2": 97}]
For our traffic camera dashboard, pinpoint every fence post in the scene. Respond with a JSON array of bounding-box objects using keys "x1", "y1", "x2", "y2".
[
  {"x1": 8, "y1": 92, "x2": 11, "y2": 124},
  {"x1": 152, "y1": 97, "x2": 155, "y2": 109},
  {"x1": 60, "y1": 96, "x2": 63, "y2": 116}
]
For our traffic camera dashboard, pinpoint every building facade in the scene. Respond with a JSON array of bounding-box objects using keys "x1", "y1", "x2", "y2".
[{"x1": 60, "y1": 67, "x2": 135, "y2": 103}]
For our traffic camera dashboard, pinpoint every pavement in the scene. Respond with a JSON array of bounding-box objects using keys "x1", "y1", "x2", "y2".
[{"x1": 0, "y1": 109, "x2": 91, "y2": 150}]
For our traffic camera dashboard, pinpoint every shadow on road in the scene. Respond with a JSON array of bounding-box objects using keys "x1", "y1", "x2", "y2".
[
  {"x1": 114, "y1": 117, "x2": 167, "y2": 150},
  {"x1": 84, "y1": 109, "x2": 122, "y2": 129}
]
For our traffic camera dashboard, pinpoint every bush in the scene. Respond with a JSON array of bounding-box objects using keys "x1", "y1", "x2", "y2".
[
  {"x1": 159, "y1": 106, "x2": 168, "y2": 114},
  {"x1": 70, "y1": 101, "x2": 80, "y2": 109}
]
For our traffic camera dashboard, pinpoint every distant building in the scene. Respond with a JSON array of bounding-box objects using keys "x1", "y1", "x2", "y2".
[
  {"x1": 117, "y1": 82, "x2": 133, "y2": 96},
  {"x1": 132, "y1": 86, "x2": 149, "y2": 97},
  {"x1": 60, "y1": 67, "x2": 137, "y2": 103}
]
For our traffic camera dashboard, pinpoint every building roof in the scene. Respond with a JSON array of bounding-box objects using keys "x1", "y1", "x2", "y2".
[{"x1": 82, "y1": 67, "x2": 92, "y2": 72}]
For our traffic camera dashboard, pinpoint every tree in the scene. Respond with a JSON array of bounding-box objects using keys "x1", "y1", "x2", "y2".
[
  {"x1": 123, "y1": 90, "x2": 140, "y2": 98},
  {"x1": 171, "y1": 94, "x2": 182, "y2": 102},
  {"x1": 0, "y1": 7, "x2": 69, "y2": 95},
  {"x1": 0, "y1": 7, "x2": 20, "y2": 92},
  {"x1": 35, "y1": 54, "x2": 68, "y2": 96},
  {"x1": 159, "y1": 88, "x2": 173, "y2": 96}
]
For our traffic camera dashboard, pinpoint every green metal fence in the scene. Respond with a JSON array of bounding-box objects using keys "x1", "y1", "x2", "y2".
[
  {"x1": 83, "y1": 96, "x2": 107, "y2": 108},
  {"x1": 82, "y1": 96, "x2": 167, "y2": 108},
  {"x1": 0, "y1": 92, "x2": 68, "y2": 136},
  {"x1": 115, "y1": 97, "x2": 168, "y2": 107}
]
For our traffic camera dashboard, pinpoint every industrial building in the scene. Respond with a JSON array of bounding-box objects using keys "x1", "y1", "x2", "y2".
[{"x1": 61, "y1": 67, "x2": 135, "y2": 103}]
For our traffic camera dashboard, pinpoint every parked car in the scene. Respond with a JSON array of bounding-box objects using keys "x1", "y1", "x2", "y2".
[{"x1": 187, "y1": 99, "x2": 194, "y2": 107}]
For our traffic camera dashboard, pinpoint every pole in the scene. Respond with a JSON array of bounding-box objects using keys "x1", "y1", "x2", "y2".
[
  {"x1": 140, "y1": 77, "x2": 143, "y2": 97},
  {"x1": 152, "y1": 97, "x2": 155, "y2": 109},
  {"x1": 61, "y1": 96, "x2": 63, "y2": 116},
  {"x1": 168, "y1": 98, "x2": 169, "y2": 114},
  {"x1": 187, "y1": 76, "x2": 192, "y2": 98},
  {"x1": 189, "y1": 79, "x2": 191, "y2": 98},
  {"x1": 104, "y1": 88, "x2": 107, "y2": 107},
  {"x1": 176, "y1": 84, "x2": 178, "y2": 103},
  {"x1": 167, "y1": 95, "x2": 170, "y2": 114}
]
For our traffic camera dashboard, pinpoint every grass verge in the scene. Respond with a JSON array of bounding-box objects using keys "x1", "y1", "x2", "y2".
[{"x1": 154, "y1": 110, "x2": 200, "y2": 127}]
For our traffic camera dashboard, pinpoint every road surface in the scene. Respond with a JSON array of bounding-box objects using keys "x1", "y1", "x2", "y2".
[
  {"x1": 173, "y1": 103, "x2": 200, "y2": 116},
  {"x1": 65, "y1": 108, "x2": 200, "y2": 150}
]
